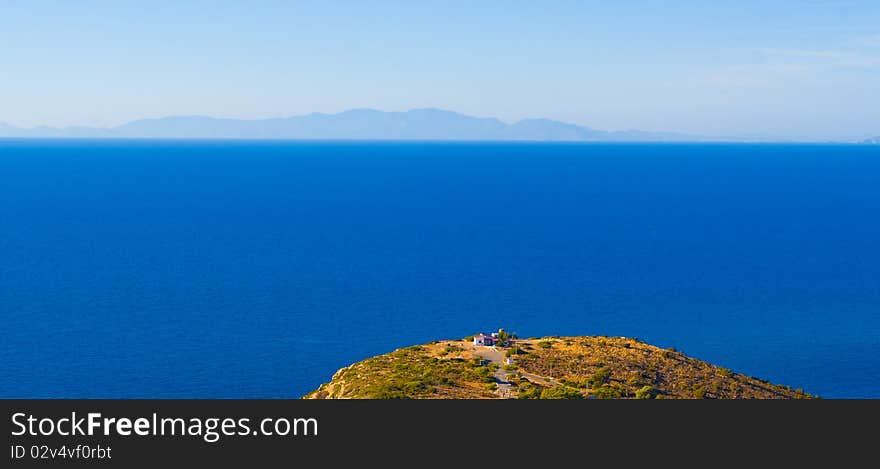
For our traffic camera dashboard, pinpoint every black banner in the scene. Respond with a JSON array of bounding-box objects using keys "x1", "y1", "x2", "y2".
[{"x1": 3, "y1": 400, "x2": 877, "y2": 466}]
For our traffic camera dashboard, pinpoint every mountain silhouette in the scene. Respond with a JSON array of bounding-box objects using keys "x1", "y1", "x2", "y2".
[{"x1": 0, "y1": 108, "x2": 698, "y2": 141}]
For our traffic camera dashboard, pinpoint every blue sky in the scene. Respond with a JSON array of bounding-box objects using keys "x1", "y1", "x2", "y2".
[{"x1": 1, "y1": 0, "x2": 878, "y2": 140}]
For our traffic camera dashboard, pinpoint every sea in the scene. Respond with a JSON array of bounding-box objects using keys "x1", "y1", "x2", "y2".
[{"x1": 1, "y1": 140, "x2": 878, "y2": 398}]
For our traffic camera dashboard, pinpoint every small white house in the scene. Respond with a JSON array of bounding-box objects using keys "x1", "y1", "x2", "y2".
[
  {"x1": 473, "y1": 333, "x2": 495, "y2": 346},
  {"x1": 504, "y1": 357, "x2": 515, "y2": 365}
]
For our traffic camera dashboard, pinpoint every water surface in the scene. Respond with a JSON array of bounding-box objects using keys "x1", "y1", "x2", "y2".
[{"x1": 1, "y1": 140, "x2": 877, "y2": 397}]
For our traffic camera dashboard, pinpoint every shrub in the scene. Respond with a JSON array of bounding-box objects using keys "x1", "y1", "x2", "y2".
[
  {"x1": 591, "y1": 385, "x2": 621, "y2": 399},
  {"x1": 539, "y1": 386, "x2": 584, "y2": 400},
  {"x1": 373, "y1": 389, "x2": 407, "y2": 399},
  {"x1": 561, "y1": 376, "x2": 590, "y2": 389},
  {"x1": 517, "y1": 386, "x2": 541, "y2": 399},
  {"x1": 589, "y1": 366, "x2": 613, "y2": 388},
  {"x1": 486, "y1": 383, "x2": 497, "y2": 391},
  {"x1": 728, "y1": 382, "x2": 739, "y2": 396},
  {"x1": 537, "y1": 341, "x2": 553, "y2": 349},
  {"x1": 692, "y1": 386, "x2": 706, "y2": 399},
  {"x1": 635, "y1": 385, "x2": 656, "y2": 399}
]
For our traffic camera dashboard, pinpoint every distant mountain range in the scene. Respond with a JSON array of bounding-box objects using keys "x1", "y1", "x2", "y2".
[
  {"x1": 863, "y1": 136, "x2": 880, "y2": 144},
  {"x1": 0, "y1": 108, "x2": 703, "y2": 141}
]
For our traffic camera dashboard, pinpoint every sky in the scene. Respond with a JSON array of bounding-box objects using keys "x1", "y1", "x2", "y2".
[{"x1": 1, "y1": 0, "x2": 879, "y2": 140}]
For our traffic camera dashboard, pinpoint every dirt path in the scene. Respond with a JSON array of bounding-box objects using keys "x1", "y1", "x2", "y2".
[
  {"x1": 468, "y1": 341, "x2": 562, "y2": 396},
  {"x1": 470, "y1": 345, "x2": 514, "y2": 398}
]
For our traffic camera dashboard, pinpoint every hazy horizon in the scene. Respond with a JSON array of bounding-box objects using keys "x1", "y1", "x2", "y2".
[
  {"x1": 0, "y1": 107, "x2": 871, "y2": 142},
  {"x1": 2, "y1": 1, "x2": 879, "y2": 140}
]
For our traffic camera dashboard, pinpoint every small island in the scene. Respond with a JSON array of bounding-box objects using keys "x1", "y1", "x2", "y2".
[{"x1": 304, "y1": 330, "x2": 814, "y2": 399}]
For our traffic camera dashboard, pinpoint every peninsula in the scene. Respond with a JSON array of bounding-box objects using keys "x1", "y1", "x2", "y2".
[{"x1": 304, "y1": 333, "x2": 813, "y2": 399}]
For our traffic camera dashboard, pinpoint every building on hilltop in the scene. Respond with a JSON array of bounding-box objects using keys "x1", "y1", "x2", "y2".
[{"x1": 473, "y1": 333, "x2": 495, "y2": 347}]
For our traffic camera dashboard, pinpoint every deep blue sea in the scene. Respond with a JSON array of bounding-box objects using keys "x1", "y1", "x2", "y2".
[{"x1": 1, "y1": 140, "x2": 878, "y2": 398}]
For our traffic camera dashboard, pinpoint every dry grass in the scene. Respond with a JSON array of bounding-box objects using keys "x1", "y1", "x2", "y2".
[{"x1": 515, "y1": 337, "x2": 813, "y2": 399}]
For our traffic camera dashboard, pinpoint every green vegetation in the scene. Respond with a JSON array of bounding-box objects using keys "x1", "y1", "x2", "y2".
[
  {"x1": 560, "y1": 376, "x2": 591, "y2": 389},
  {"x1": 516, "y1": 382, "x2": 542, "y2": 399},
  {"x1": 589, "y1": 366, "x2": 613, "y2": 388},
  {"x1": 635, "y1": 385, "x2": 656, "y2": 399},
  {"x1": 591, "y1": 385, "x2": 622, "y2": 399},
  {"x1": 539, "y1": 386, "x2": 583, "y2": 399}
]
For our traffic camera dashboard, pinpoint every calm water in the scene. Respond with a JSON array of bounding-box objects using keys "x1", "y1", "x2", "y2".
[{"x1": 1, "y1": 140, "x2": 878, "y2": 398}]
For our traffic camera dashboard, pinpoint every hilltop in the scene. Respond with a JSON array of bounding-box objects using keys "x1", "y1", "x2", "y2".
[{"x1": 304, "y1": 335, "x2": 814, "y2": 399}]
